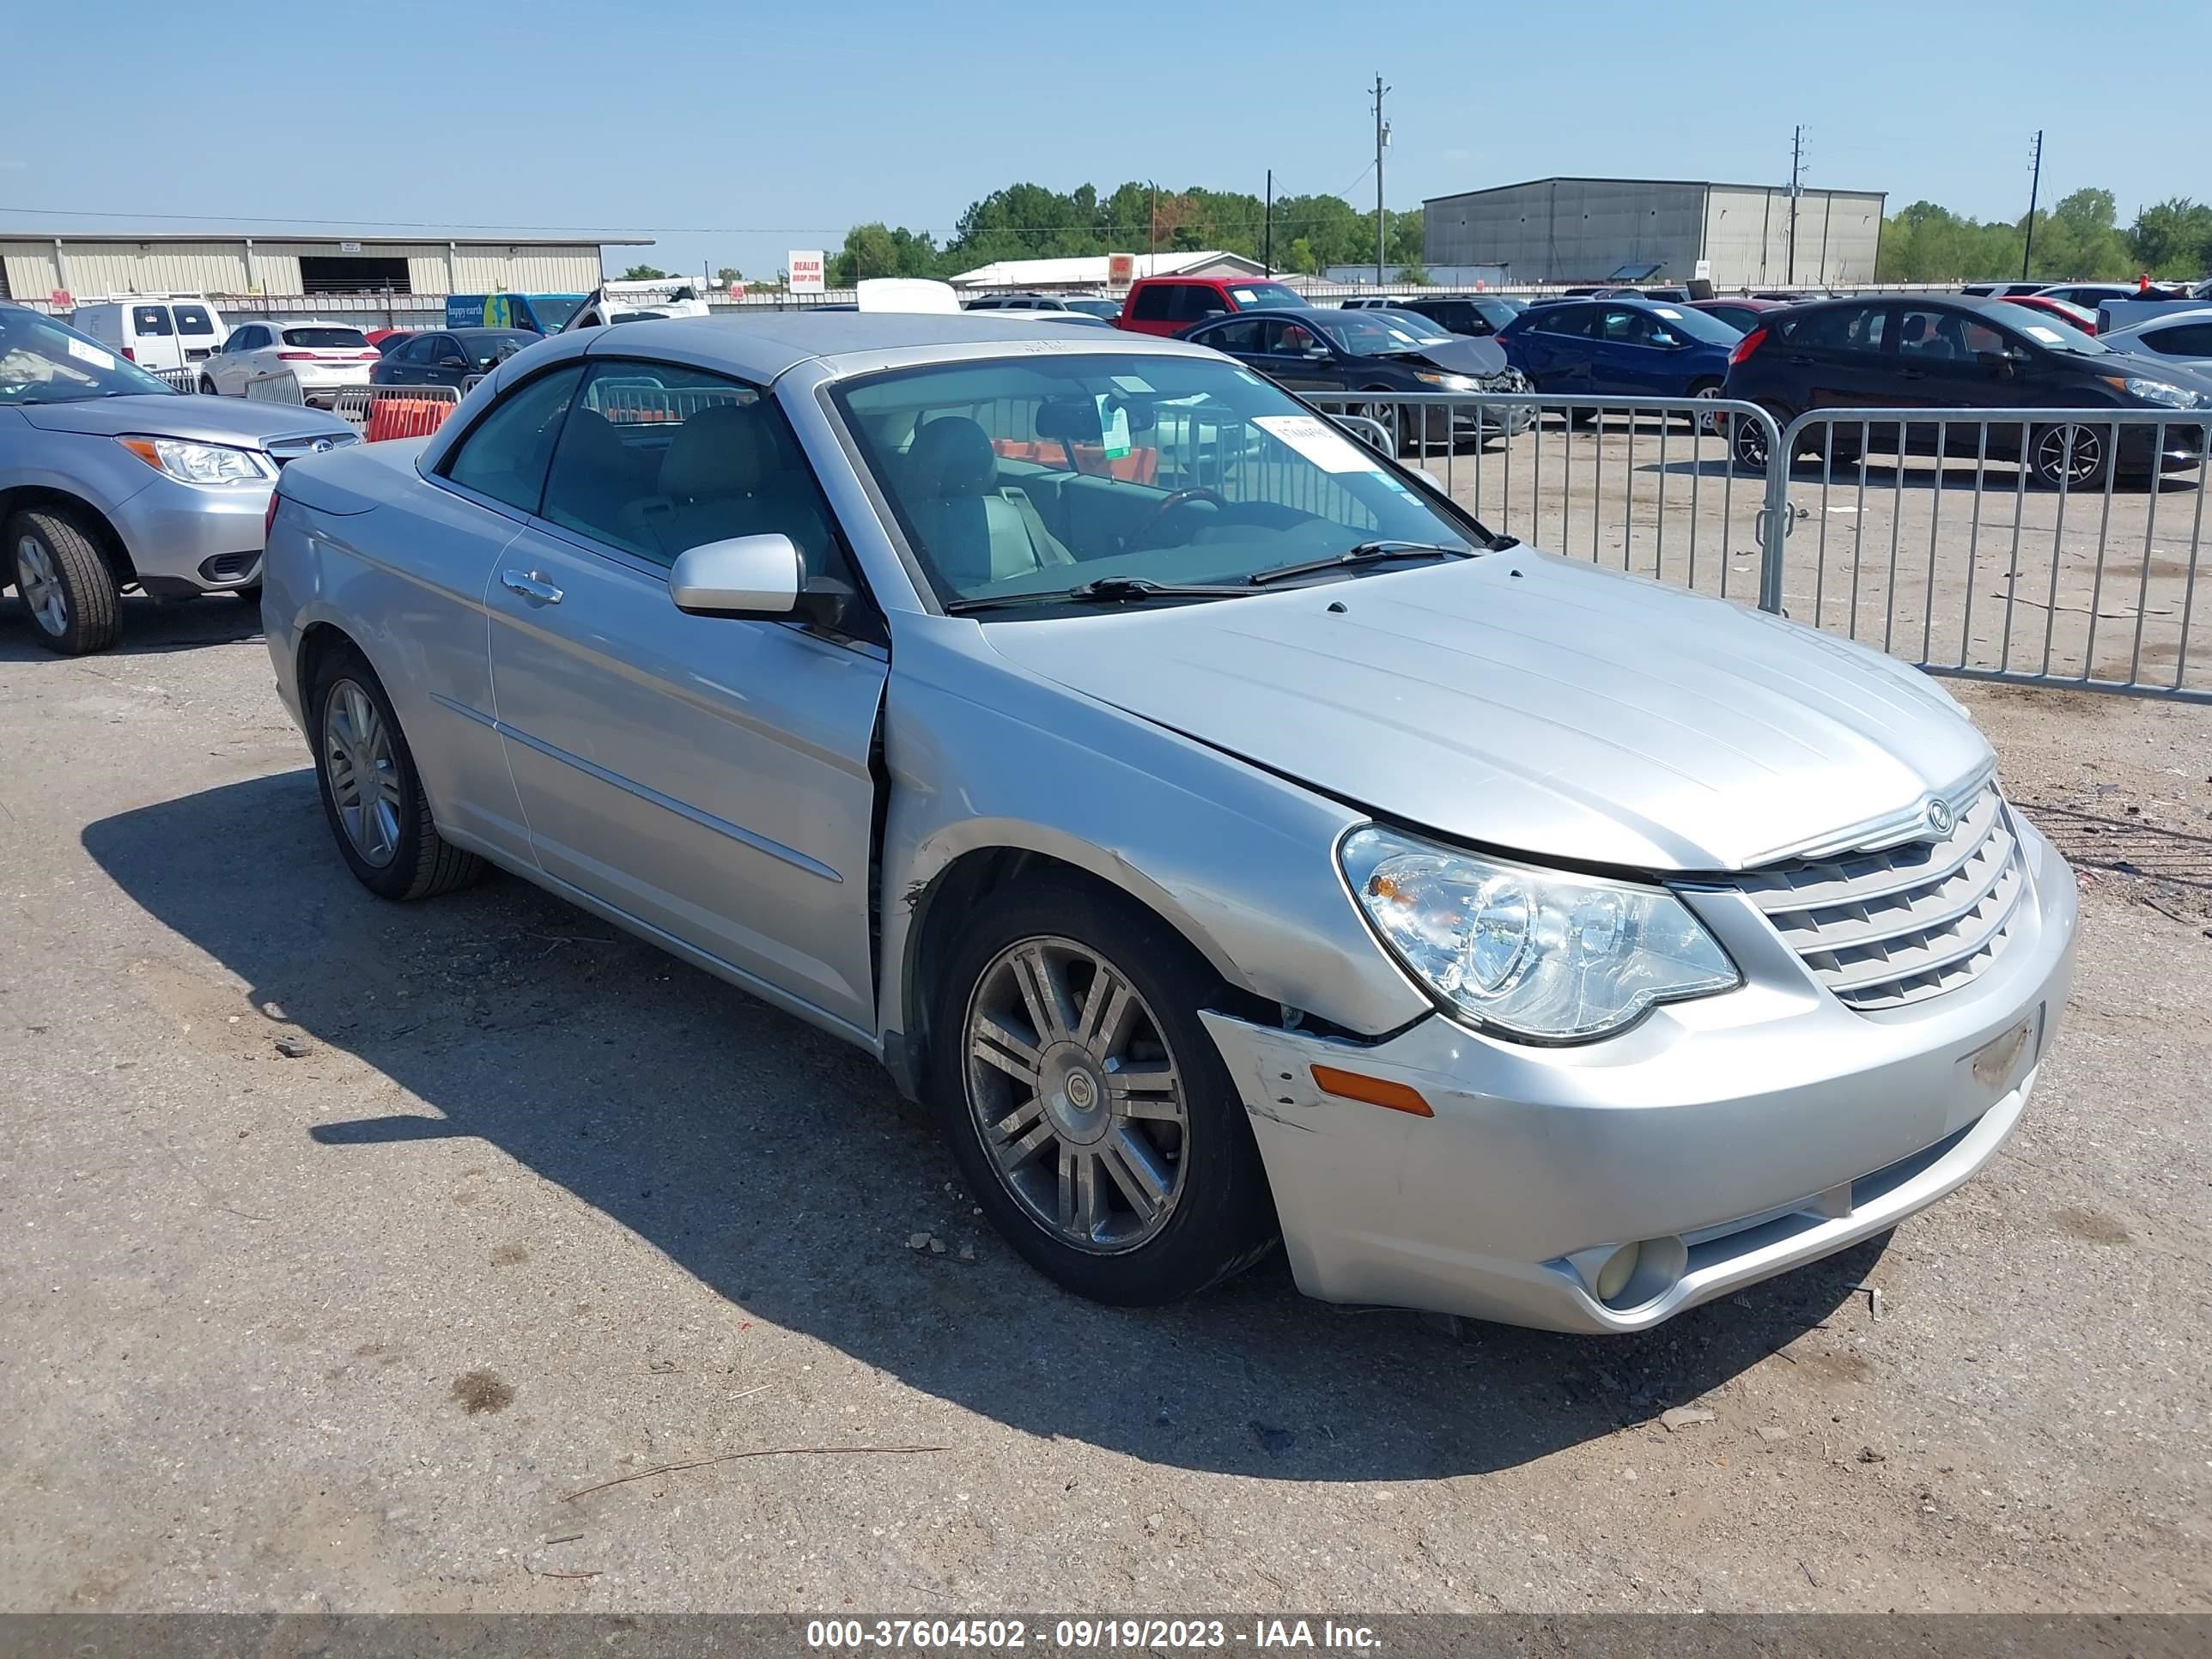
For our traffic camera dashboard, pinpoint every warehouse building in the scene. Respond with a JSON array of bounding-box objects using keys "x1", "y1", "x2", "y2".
[
  {"x1": 0, "y1": 229, "x2": 650, "y2": 306},
  {"x1": 1422, "y1": 177, "x2": 1887, "y2": 289}
]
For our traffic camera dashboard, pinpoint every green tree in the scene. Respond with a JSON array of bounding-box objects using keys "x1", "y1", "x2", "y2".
[
  {"x1": 2130, "y1": 198, "x2": 2212, "y2": 276},
  {"x1": 620, "y1": 264, "x2": 668, "y2": 281},
  {"x1": 714, "y1": 265, "x2": 743, "y2": 284}
]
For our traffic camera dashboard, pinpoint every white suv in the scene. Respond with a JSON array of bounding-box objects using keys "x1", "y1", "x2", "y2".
[{"x1": 200, "y1": 320, "x2": 380, "y2": 405}]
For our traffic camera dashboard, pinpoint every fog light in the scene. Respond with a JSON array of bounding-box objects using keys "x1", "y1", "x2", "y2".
[{"x1": 1594, "y1": 1242, "x2": 1641, "y2": 1303}]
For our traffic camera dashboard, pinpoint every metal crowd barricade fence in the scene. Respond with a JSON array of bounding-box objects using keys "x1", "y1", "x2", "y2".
[
  {"x1": 1304, "y1": 390, "x2": 1790, "y2": 609},
  {"x1": 243, "y1": 371, "x2": 306, "y2": 405},
  {"x1": 153, "y1": 367, "x2": 204, "y2": 392},
  {"x1": 1771, "y1": 408, "x2": 2209, "y2": 703},
  {"x1": 331, "y1": 383, "x2": 462, "y2": 441}
]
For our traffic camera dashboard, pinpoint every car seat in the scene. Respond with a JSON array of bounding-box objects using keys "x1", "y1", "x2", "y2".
[{"x1": 901, "y1": 416, "x2": 1072, "y2": 587}]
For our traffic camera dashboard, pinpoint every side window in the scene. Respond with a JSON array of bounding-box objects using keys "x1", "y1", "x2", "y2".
[
  {"x1": 1537, "y1": 305, "x2": 1595, "y2": 338},
  {"x1": 1896, "y1": 307, "x2": 1970, "y2": 360},
  {"x1": 1785, "y1": 307, "x2": 1887, "y2": 354},
  {"x1": 2150, "y1": 323, "x2": 2212, "y2": 356},
  {"x1": 1599, "y1": 308, "x2": 1647, "y2": 343},
  {"x1": 398, "y1": 334, "x2": 440, "y2": 365},
  {"x1": 1180, "y1": 285, "x2": 1228, "y2": 322},
  {"x1": 540, "y1": 362, "x2": 855, "y2": 588},
  {"x1": 1203, "y1": 318, "x2": 1264, "y2": 353},
  {"x1": 441, "y1": 363, "x2": 586, "y2": 514},
  {"x1": 1128, "y1": 285, "x2": 1174, "y2": 322}
]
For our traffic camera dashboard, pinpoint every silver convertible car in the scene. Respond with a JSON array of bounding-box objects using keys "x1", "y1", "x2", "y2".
[{"x1": 263, "y1": 313, "x2": 2077, "y2": 1332}]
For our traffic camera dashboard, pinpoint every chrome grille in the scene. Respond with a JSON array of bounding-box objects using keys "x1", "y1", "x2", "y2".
[
  {"x1": 264, "y1": 431, "x2": 360, "y2": 467},
  {"x1": 1729, "y1": 785, "x2": 2027, "y2": 1012}
]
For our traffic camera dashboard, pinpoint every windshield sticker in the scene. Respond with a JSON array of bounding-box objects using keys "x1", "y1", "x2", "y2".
[
  {"x1": 1231, "y1": 289, "x2": 1258, "y2": 303},
  {"x1": 1253, "y1": 414, "x2": 1386, "y2": 474},
  {"x1": 66, "y1": 337, "x2": 117, "y2": 370},
  {"x1": 2023, "y1": 325, "x2": 2064, "y2": 343},
  {"x1": 1109, "y1": 374, "x2": 1155, "y2": 393},
  {"x1": 1650, "y1": 307, "x2": 1683, "y2": 319},
  {"x1": 1094, "y1": 393, "x2": 1132, "y2": 459}
]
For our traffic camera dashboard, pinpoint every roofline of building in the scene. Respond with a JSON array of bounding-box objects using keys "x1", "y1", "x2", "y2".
[
  {"x1": 1422, "y1": 177, "x2": 1887, "y2": 205},
  {"x1": 0, "y1": 230, "x2": 653, "y2": 246}
]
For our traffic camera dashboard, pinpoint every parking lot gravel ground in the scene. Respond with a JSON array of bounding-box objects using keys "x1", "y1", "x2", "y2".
[{"x1": 1, "y1": 591, "x2": 2208, "y2": 1614}]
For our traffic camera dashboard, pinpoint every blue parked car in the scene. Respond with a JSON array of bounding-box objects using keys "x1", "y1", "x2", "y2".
[{"x1": 1494, "y1": 297, "x2": 1742, "y2": 411}]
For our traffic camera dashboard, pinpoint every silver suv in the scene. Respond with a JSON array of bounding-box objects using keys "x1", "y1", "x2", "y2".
[{"x1": 2, "y1": 303, "x2": 355, "y2": 653}]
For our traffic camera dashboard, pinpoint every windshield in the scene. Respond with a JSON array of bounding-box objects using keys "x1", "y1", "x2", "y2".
[
  {"x1": 831, "y1": 353, "x2": 1486, "y2": 611},
  {"x1": 1328, "y1": 313, "x2": 1452, "y2": 356},
  {"x1": 531, "y1": 295, "x2": 585, "y2": 331},
  {"x1": 1226, "y1": 282, "x2": 1304, "y2": 311},
  {"x1": 1063, "y1": 298, "x2": 1121, "y2": 319},
  {"x1": 456, "y1": 329, "x2": 537, "y2": 368},
  {"x1": 1988, "y1": 301, "x2": 2108, "y2": 355},
  {"x1": 0, "y1": 307, "x2": 175, "y2": 404},
  {"x1": 1640, "y1": 305, "x2": 1742, "y2": 347}
]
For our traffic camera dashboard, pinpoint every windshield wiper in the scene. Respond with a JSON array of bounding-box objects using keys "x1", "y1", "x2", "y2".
[
  {"x1": 944, "y1": 576, "x2": 1256, "y2": 616},
  {"x1": 1246, "y1": 539, "x2": 1479, "y2": 587}
]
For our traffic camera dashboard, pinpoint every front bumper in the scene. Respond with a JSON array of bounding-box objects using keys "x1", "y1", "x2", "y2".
[
  {"x1": 1200, "y1": 813, "x2": 2078, "y2": 1333},
  {"x1": 109, "y1": 474, "x2": 274, "y2": 593}
]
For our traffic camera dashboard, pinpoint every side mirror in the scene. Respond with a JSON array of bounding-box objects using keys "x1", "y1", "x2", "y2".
[
  {"x1": 437, "y1": 355, "x2": 468, "y2": 370},
  {"x1": 1302, "y1": 344, "x2": 1333, "y2": 361},
  {"x1": 668, "y1": 534, "x2": 848, "y2": 628},
  {"x1": 1975, "y1": 348, "x2": 2021, "y2": 374}
]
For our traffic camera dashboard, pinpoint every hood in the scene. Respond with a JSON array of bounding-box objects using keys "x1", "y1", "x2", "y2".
[
  {"x1": 981, "y1": 554, "x2": 1992, "y2": 873},
  {"x1": 2097, "y1": 350, "x2": 2212, "y2": 396},
  {"x1": 18, "y1": 394, "x2": 352, "y2": 447},
  {"x1": 1407, "y1": 337, "x2": 1510, "y2": 377}
]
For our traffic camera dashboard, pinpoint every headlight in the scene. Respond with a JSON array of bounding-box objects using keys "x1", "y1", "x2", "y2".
[
  {"x1": 117, "y1": 435, "x2": 273, "y2": 484},
  {"x1": 1340, "y1": 826, "x2": 1739, "y2": 1042},
  {"x1": 1413, "y1": 371, "x2": 1478, "y2": 392},
  {"x1": 2101, "y1": 375, "x2": 2203, "y2": 410}
]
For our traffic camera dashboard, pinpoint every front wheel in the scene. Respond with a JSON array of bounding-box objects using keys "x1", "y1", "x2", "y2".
[
  {"x1": 2030, "y1": 422, "x2": 2113, "y2": 491},
  {"x1": 198, "y1": 377, "x2": 218, "y2": 396},
  {"x1": 9, "y1": 507, "x2": 120, "y2": 655},
  {"x1": 931, "y1": 876, "x2": 1278, "y2": 1306}
]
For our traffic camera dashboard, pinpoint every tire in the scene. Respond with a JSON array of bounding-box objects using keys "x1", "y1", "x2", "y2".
[
  {"x1": 928, "y1": 874, "x2": 1278, "y2": 1307},
  {"x1": 2029, "y1": 422, "x2": 2113, "y2": 491},
  {"x1": 1687, "y1": 380, "x2": 1723, "y2": 437},
  {"x1": 306, "y1": 644, "x2": 483, "y2": 901},
  {"x1": 9, "y1": 507, "x2": 121, "y2": 655},
  {"x1": 198, "y1": 377, "x2": 218, "y2": 396},
  {"x1": 1729, "y1": 410, "x2": 1774, "y2": 474},
  {"x1": 1354, "y1": 391, "x2": 1401, "y2": 453}
]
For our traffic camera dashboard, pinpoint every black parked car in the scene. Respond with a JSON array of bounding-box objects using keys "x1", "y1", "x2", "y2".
[
  {"x1": 1354, "y1": 292, "x2": 1525, "y2": 338},
  {"x1": 1722, "y1": 295, "x2": 2212, "y2": 487},
  {"x1": 1177, "y1": 306, "x2": 1531, "y2": 451},
  {"x1": 370, "y1": 327, "x2": 538, "y2": 391}
]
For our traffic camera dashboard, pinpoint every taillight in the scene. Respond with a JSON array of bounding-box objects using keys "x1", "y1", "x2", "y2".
[
  {"x1": 121, "y1": 346, "x2": 136, "y2": 362},
  {"x1": 1729, "y1": 326, "x2": 1767, "y2": 367},
  {"x1": 264, "y1": 489, "x2": 282, "y2": 539},
  {"x1": 277, "y1": 350, "x2": 316, "y2": 361}
]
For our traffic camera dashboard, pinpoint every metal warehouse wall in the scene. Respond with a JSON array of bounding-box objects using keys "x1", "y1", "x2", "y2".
[
  {"x1": 1702, "y1": 188, "x2": 1885, "y2": 289},
  {"x1": 1424, "y1": 180, "x2": 1707, "y2": 283},
  {"x1": 2, "y1": 239, "x2": 607, "y2": 299}
]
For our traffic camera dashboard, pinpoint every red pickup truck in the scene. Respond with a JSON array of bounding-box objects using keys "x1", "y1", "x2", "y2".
[{"x1": 1115, "y1": 275, "x2": 1307, "y2": 337}]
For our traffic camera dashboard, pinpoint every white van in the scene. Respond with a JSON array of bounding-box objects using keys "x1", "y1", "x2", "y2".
[
  {"x1": 562, "y1": 280, "x2": 711, "y2": 331},
  {"x1": 66, "y1": 296, "x2": 228, "y2": 374}
]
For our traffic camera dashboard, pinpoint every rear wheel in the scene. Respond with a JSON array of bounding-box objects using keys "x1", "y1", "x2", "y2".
[
  {"x1": 1729, "y1": 410, "x2": 1774, "y2": 474},
  {"x1": 930, "y1": 875, "x2": 1277, "y2": 1306},
  {"x1": 307, "y1": 645, "x2": 483, "y2": 900},
  {"x1": 9, "y1": 507, "x2": 121, "y2": 655}
]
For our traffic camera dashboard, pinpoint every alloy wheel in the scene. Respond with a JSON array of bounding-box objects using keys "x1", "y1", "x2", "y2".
[
  {"x1": 321, "y1": 678, "x2": 402, "y2": 867},
  {"x1": 963, "y1": 934, "x2": 1188, "y2": 1253},
  {"x1": 2035, "y1": 424, "x2": 2104, "y2": 489},
  {"x1": 15, "y1": 535, "x2": 69, "y2": 637}
]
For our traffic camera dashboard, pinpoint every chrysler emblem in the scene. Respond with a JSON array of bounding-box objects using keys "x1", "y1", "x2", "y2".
[{"x1": 1927, "y1": 799, "x2": 1954, "y2": 837}]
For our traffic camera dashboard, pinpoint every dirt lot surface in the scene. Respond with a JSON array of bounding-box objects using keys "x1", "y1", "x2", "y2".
[{"x1": 1, "y1": 592, "x2": 2208, "y2": 1615}]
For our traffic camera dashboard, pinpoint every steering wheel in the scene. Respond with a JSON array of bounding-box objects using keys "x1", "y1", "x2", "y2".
[{"x1": 1128, "y1": 485, "x2": 1229, "y2": 548}]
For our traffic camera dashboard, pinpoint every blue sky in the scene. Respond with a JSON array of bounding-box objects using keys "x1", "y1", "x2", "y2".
[{"x1": 7, "y1": 0, "x2": 2206, "y2": 282}]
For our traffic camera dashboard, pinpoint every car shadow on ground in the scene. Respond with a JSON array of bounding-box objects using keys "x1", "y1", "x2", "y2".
[
  {"x1": 0, "y1": 592, "x2": 264, "y2": 661},
  {"x1": 83, "y1": 769, "x2": 1879, "y2": 1480}
]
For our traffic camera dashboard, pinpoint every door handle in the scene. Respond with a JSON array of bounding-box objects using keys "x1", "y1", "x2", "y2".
[{"x1": 501, "y1": 569, "x2": 563, "y2": 605}]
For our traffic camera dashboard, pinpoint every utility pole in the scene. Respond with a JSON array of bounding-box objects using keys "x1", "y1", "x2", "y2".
[
  {"x1": 1264, "y1": 168, "x2": 1273, "y2": 275},
  {"x1": 1148, "y1": 179, "x2": 1158, "y2": 264},
  {"x1": 1372, "y1": 75, "x2": 1391, "y2": 284},
  {"x1": 2021, "y1": 130, "x2": 2044, "y2": 281},
  {"x1": 1785, "y1": 125, "x2": 1804, "y2": 285}
]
